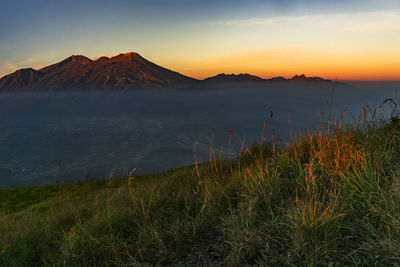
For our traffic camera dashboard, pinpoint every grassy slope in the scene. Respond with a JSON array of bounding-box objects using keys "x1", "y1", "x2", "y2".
[{"x1": 1, "y1": 115, "x2": 400, "y2": 266}]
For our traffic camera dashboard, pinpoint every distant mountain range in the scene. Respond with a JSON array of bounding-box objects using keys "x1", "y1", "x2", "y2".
[
  {"x1": 204, "y1": 73, "x2": 330, "y2": 84},
  {"x1": 0, "y1": 52, "x2": 336, "y2": 91}
]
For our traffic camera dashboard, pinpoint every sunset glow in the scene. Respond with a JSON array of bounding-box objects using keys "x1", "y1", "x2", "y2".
[{"x1": 1, "y1": 0, "x2": 399, "y2": 81}]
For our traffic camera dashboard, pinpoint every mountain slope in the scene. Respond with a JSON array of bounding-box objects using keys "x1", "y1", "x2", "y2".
[
  {"x1": 0, "y1": 68, "x2": 43, "y2": 91},
  {"x1": 0, "y1": 52, "x2": 197, "y2": 91}
]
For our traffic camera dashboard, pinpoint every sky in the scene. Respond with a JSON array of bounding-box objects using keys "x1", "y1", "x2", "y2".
[{"x1": 1, "y1": 0, "x2": 399, "y2": 80}]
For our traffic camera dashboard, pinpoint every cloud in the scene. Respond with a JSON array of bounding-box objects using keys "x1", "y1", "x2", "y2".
[
  {"x1": 344, "y1": 21, "x2": 400, "y2": 33},
  {"x1": 211, "y1": 12, "x2": 344, "y2": 27},
  {"x1": 343, "y1": 12, "x2": 400, "y2": 33},
  {"x1": 214, "y1": 15, "x2": 323, "y2": 27},
  {"x1": 212, "y1": 10, "x2": 400, "y2": 33}
]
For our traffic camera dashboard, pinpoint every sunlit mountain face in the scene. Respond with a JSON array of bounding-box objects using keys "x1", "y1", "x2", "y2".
[{"x1": 0, "y1": 53, "x2": 198, "y2": 91}]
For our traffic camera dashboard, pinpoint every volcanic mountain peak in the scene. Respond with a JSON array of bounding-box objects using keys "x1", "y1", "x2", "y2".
[
  {"x1": 122, "y1": 51, "x2": 139, "y2": 57},
  {"x1": 13, "y1": 68, "x2": 42, "y2": 84},
  {"x1": 111, "y1": 52, "x2": 143, "y2": 62},
  {"x1": 37, "y1": 55, "x2": 93, "y2": 74},
  {"x1": 0, "y1": 52, "x2": 197, "y2": 91},
  {"x1": 95, "y1": 56, "x2": 110, "y2": 61},
  {"x1": 15, "y1": 67, "x2": 38, "y2": 75},
  {"x1": 64, "y1": 55, "x2": 92, "y2": 65}
]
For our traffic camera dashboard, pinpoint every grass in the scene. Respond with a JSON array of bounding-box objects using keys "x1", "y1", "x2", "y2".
[{"x1": 1, "y1": 104, "x2": 400, "y2": 266}]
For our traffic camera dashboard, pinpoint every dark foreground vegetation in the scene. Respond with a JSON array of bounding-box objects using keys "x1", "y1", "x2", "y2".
[{"x1": 1, "y1": 105, "x2": 400, "y2": 266}]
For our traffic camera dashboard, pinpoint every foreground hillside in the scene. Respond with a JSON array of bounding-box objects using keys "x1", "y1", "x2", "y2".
[{"x1": 1, "y1": 108, "x2": 400, "y2": 265}]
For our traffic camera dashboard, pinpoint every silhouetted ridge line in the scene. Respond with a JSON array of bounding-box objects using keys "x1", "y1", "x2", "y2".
[{"x1": 0, "y1": 52, "x2": 335, "y2": 91}]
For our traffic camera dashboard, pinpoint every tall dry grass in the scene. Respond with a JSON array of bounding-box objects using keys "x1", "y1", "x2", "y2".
[{"x1": 0, "y1": 99, "x2": 400, "y2": 265}]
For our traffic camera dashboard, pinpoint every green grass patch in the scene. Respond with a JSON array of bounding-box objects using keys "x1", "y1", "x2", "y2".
[{"x1": 1, "y1": 110, "x2": 400, "y2": 265}]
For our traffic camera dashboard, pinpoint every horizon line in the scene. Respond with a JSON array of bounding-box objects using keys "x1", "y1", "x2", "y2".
[
  {"x1": 1, "y1": 70, "x2": 400, "y2": 82},
  {"x1": 1, "y1": 52, "x2": 399, "y2": 83}
]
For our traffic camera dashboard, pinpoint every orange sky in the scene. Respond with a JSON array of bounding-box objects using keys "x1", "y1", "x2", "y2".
[
  {"x1": 159, "y1": 45, "x2": 400, "y2": 81},
  {"x1": 1, "y1": 7, "x2": 399, "y2": 81}
]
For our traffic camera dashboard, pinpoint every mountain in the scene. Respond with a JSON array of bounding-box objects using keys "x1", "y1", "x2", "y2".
[
  {"x1": 289, "y1": 74, "x2": 328, "y2": 83},
  {"x1": 0, "y1": 52, "x2": 197, "y2": 91},
  {"x1": 0, "y1": 68, "x2": 43, "y2": 90},
  {"x1": 0, "y1": 52, "x2": 336, "y2": 91},
  {"x1": 204, "y1": 73, "x2": 265, "y2": 83},
  {"x1": 203, "y1": 73, "x2": 333, "y2": 84}
]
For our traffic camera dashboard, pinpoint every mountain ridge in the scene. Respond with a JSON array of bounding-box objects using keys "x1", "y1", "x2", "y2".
[
  {"x1": 204, "y1": 73, "x2": 331, "y2": 84},
  {"x1": 0, "y1": 52, "x2": 335, "y2": 91}
]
